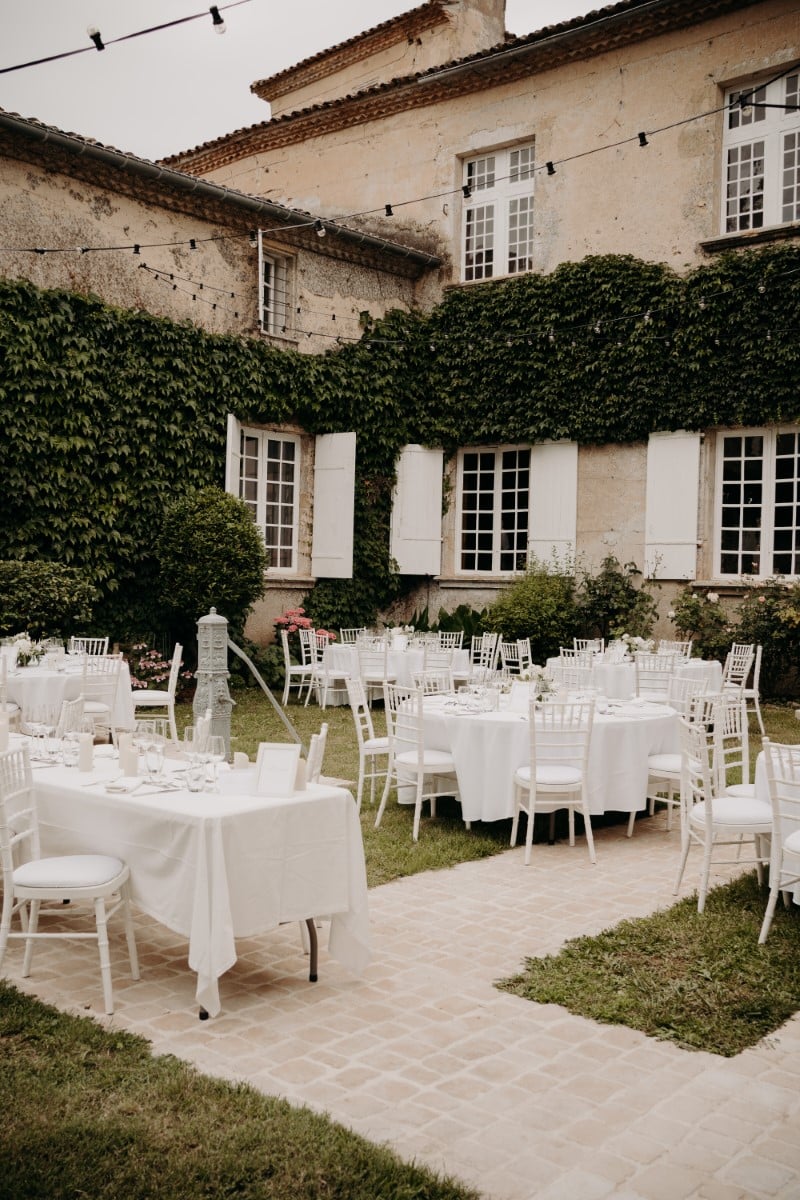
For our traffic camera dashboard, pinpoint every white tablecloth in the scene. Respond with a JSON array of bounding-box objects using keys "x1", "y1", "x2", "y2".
[
  {"x1": 32, "y1": 759, "x2": 371, "y2": 1016},
  {"x1": 7, "y1": 661, "x2": 135, "y2": 731},
  {"x1": 328, "y1": 644, "x2": 470, "y2": 688},
  {"x1": 421, "y1": 695, "x2": 679, "y2": 822},
  {"x1": 545, "y1": 657, "x2": 723, "y2": 699}
]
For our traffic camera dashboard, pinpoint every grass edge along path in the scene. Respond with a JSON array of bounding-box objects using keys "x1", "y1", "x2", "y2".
[
  {"x1": 0, "y1": 980, "x2": 480, "y2": 1200},
  {"x1": 497, "y1": 871, "x2": 800, "y2": 1057}
]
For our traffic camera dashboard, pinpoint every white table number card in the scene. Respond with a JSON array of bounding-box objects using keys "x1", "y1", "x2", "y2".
[{"x1": 254, "y1": 742, "x2": 301, "y2": 797}]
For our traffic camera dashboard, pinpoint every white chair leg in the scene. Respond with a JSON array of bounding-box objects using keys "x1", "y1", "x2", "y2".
[
  {"x1": 523, "y1": 794, "x2": 535, "y2": 865},
  {"x1": 22, "y1": 899, "x2": 39, "y2": 977},
  {"x1": 94, "y1": 897, "x2": 115, "y2": 1014},
  {"x1": 374, "y1": 755, "x2": 394, "y2": 828},
  {"x1": 673, "y1": 834, "x2": 692, "y2": 896},
  {"x1": 581, "y1": 794, "x2": 597, "y2": 864},
  {"x1": 626, "y1": 809, "x2": 637, "y2": 837},
  {"x1": 123, "y1": 882, "x2": 140, "y2": 980}
]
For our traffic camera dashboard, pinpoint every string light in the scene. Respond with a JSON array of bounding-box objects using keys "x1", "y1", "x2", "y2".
[
  {"x1": 0, "y1": 0, "x2": 251, "y2": 75},
  {"x1": 314, "y1": 220, "x2": 326, "y2": 238},
  {"x1": 384, "y1": 204, "x2": 394, "y2": 217},
  {"x1": 638, "y1": 131, "x2": 649, "y2": 147},
  {"x1": 546, "y1": 162, "x2": 556, "y2": 176}
]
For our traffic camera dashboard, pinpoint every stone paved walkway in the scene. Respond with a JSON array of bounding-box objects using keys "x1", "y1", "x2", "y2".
[{"x1": 4, "y1": 816, "x2": 800, "y2": 1199}]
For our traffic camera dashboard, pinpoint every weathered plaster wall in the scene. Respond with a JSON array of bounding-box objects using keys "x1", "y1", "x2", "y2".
[
  {"x1": 262, "y1": 0, "x2": 506, "y2": 118},
  {"x1": 0, "y1": 148, "x2": 421, "y2": 350},
  {"x1": 200, "y1": 1, "x2": 798, "y2": 283}
]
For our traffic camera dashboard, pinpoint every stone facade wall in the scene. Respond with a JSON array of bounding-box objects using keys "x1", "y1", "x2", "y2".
[{"x1": 196, "y1": 1, "x2": 797, "y2": 283}]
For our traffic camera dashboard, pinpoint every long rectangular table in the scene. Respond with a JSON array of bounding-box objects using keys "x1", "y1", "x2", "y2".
[{"x1": 32, "y1": 759, "x2": 371, "y2": 1016}]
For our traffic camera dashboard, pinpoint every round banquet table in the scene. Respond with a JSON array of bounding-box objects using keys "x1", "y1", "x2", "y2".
[
  {"x1": 327, "y1": 643, "x2": 470, "y2": 689},
  {"x1": 419, "y1": 693, "x2": 679, "y2": 824},
  {"x1": 6, "y1": 660, "x2": 135, "y2": 731},
  {"x1": 545, "y1": 656, "x2": 723, "y2": 699}
]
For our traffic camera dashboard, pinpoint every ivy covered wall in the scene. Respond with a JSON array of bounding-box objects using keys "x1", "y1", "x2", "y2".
[{"x1": 1, "y1": 246, "x2": 799, "y2": 636}]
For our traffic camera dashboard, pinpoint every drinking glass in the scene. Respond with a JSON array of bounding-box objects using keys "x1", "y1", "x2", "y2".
[{"x1": 207, "y1": 735, "x2": 225, "y2": 791}]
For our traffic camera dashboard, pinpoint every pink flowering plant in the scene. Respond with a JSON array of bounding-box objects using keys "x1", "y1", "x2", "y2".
[
  {"x1": 273, "y1": 607, "x2": 312, "y2": 638},
  {"x1": 125, "y1": 643, "x2": 194, "y2": 698}
]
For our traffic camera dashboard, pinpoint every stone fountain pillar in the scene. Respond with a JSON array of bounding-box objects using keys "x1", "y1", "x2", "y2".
[{"x1": 193, "y1": 608, "x2": 234, "y2": 760}]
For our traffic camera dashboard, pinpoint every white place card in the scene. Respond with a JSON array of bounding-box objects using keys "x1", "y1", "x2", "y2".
[{"x1": 253, "y1": 742, "x2": 301, "y2": 797}]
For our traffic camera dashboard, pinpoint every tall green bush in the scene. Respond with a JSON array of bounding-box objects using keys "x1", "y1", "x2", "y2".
[
  {"x1": 484, "y1": 557, "x2": 579, "y2": 663},
  {"x1": 577, "y1": 556, "x2": 659, "y2": 640},
  {"x1": 155, "y1": 487, "x2": 268, "y2": 651},
  {"x1": 737, "y1": 579, "x2": 800, "y2": 698},
  {"x1": 0, "y1": 560, "x2": 97, "y2": 637},
  {"x1": 670, "y1": 587, "x2": 734, "y2": 662}
]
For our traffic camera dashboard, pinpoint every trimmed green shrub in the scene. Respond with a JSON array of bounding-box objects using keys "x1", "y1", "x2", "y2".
[
  {"x1": 670, "y1": 586, "x2": 735, "y2": 662},
  {"x1": 577, "y1": 556, "x2": 659, "y2": 641},
  {"x1": 0, "y1": 560, "x2": 97, "y2": 637},
  {"x1": 737, "y1": 579, "x2": 800, "y2": 698},
  {"x1": 484, "y1": 557, "x2": 579, "y2": 663},
  {"x1": 155, "y1": 486, "x2": 268, "y2": 649}
]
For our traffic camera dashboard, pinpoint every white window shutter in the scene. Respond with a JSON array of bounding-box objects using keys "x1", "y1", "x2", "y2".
[
  {"x1": 529, "y1": 441, "x2": 578, "y2": 562},
  {"x1": 224, "y1": 413, "x2": 242, "y2": 496},
  {"x1": 645, "y1": 431, "x2": 701, "y2": 579},
  {"x1": 311, "y1": 432, "x2": 356, "y2": 578},
  {"x1": 390, "y1": 445, "x2": 443, "y2": 575}
]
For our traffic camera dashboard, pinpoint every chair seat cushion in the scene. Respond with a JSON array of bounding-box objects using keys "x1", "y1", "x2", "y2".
[
  {"x1": 395, "y1": 748, "x2": 455, "y2": 772},
  {"x1": 723, "y1": 782, "x2": 756, "y2": 799},
  {"x1": 364, "y1": 737, "x2": 390, "y2": 752},
  {"x1": 785, "y1": 830, "x2": 800, "y2": 855},
  {"x1": 15, "y1": 854, "x2": 126, "y2": 889},
  {"x1": 3, "y1": 700, "x2": 19, "y2": 714},
  {"x1": 648, "y1": 753, "x2": 681, "y2": 775},
  {"x1": 83, "y1": 701, "x2": 111, "y2": 714},
  {"x1": 133, "y1": 690, "x2": 169, "y2": 701},
  {"x1": 515, "y1": 764, "x2": 583, "y2": 787},
  {"x1": 688, "y1": 798, "x2": 772, "y2": 829}
]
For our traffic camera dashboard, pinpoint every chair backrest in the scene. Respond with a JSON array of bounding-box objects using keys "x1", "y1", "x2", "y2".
[
  {"x1": 69, "y1": 636, "x2": 109, "y2": 656},
  {"x1": 555, "y1": 647, "x2": 593, "y2": 690},
  {"x1": 471, "y1": 633, "x2": 500, "y2": 669},
  {"x1": 280, "y1": 628, "x2": 292, "y2": 673},
  {"x1": 747, "y1": 643, "x2": 763, "y2": 694},
  {"x1": 634, "y1": 651, "x2": 675, "y2": 697},
  {"x1": 346, "y1": 678, "x2": 376, "y2": 746},
  {"x1": 422, "y1": 645, "x2": 454, "y2": 673},
  {"x1": 55, "y1": 695, "x2": 86, "y2": 738},
  {"x1": 722, "y1": 642, "x2": 755, "y2": 690},
  {"x1": 339, "y1": 627, "x2": 366, "y2": 644},
  {"x1": 574, "y1": 637, "x2": 604, "y2": 654},
  {"x1": 530, "y1": 698, "x2": 594, "y2": 773},
  {"x1": 0, "y1": 654, "x2": 7, "y2": 707},
  {"x1": 0, "y1": 745, "x2": 38, "y2": 875},
  {"x1": 665, "y1": 673, "x2": 708, "y2": 717},
  {"x1": 678, "y1": 715, "x2": 716, "y2": 825},
  {"x1": 166, "y1": 644, "x2": 183, "y2": 698},
  {"x1": 712, "y1": 693, "x2": 749, "y2": 795},
  {"x1": 410, "y1": 668, "x2": 453, "y2": 695},
  {"x1": 306, "y1": 722, "x2": 328, "y2": 784},
  {"x1": 500, "y1": 641, "x2": 522, "y2": 674},
  {"x1": 658, "y1": 638, "x2": 693, "y2": 659},
  {"x1": 298, "y1": 627, "x2": 317, "y2": 667},
  {"x1": 82, "y1": 654, "x2": 122, "y2": 706},
  {"x1": 516, "y1": 638, "x2": 533, "y2": 674},
  {"x1": 437, "y1": 631, "x2": 464, "y2": 650},
  {"x1": 358, "y1": 645, "x2": 390, "y2": 681},
  {"x1": 384, "y1": 683, "x2": 424, "y2": 760},
  {"x1": 762, "y1": 738, "x2": 800, "y2": 844}
]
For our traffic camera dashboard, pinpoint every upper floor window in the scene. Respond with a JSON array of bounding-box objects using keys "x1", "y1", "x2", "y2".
[
  {"x1": 238, "y1": 428, "x2": 300, "y2": 572},
  {"x1": 715, "y1": 427, "x2": 800, "y2": 579},
  {"x1": 722, "y1": 72, "x2": 800, "y2": 234},
  {"x1": 457, "y1": 446, "x2": 530, "y2": 573},
  {"x1": 257, "y1": 232, "x2": 291, "y2": 336},
  {"x1": 461, "y1": 142, "x2": 535, "y2": 282}
]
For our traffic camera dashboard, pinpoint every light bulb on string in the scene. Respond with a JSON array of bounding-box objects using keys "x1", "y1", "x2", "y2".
[
  {"x1": 638, "y1": 131, "x2": 648, "y2": 147},
  {"x1": 209, "y1": 6, "x2": 226, "y2": 34},
  {"x1": 87, "y1": 27, "x2": 104, "y2": 51}
]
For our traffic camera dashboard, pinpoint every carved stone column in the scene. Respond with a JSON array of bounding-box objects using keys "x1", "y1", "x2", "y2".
[{"x1": 193, "y1": 608, "x2": 234, "y2": 760}]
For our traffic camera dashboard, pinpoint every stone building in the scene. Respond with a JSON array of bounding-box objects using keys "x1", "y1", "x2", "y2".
[{"x1": 167, "y1": 0, "x2": 800, "y2": 630}]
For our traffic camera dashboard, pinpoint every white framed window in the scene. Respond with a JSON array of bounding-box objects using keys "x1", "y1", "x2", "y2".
[
  {"x1": 715, "y1": 426, "x2": 800, "y2": 579},
  {"x1": 257, "y1": 232, "x2": 290, "y2": 335},
  {"x1": 238, "y1": 427, "x2": 300, "y2": 572},
  {"x1": 457, "y1": 446, "x2": 530, "y2": 574},
  {"x1": 721, "y1": 70, "x2": 800, "y2": 234},
  {"x1": 461, "y1": 142, "x2": 535, "y2": 282}
]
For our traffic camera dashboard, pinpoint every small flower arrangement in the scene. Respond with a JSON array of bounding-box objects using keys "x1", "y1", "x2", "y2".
[
  {"x1": 620, "y1": 633, "x2": 654, "y2": 653},
  {"x1": 10, "y1": 632, "x2": 42, "y2": 666}
]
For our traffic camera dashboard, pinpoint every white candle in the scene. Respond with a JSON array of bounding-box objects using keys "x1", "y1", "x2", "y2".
[
  {"x1": 78, "y1": 732, "x2": 93, "y2": 772},
  {"x1": 294, "y1": 757, "x2": 307, "y2": 792},
  {"x1": 118, "y1": 733, "x2": 138, "y2": 776},
  {"x1": 233, "y1": 751, "x2": 249, "y2": 770}
]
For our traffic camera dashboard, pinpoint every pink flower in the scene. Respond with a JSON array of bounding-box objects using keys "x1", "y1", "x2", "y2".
[{"x1": 758, "y1": 595, "x2": 767, "y2": 603}]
